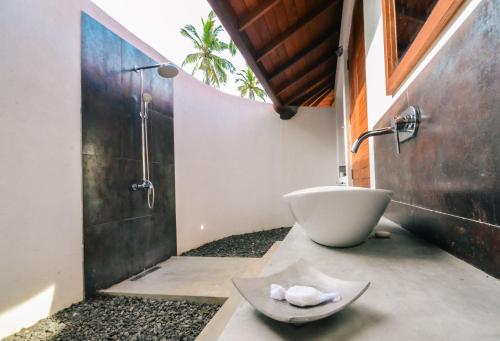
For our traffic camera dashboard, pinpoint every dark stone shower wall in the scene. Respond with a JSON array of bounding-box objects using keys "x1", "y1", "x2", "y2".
[
  {"x1": 81, "y1": 13, "x2": 176, "y2": 296},
  {"x1": 374, "y1": 1, "x2": 500, "y2": 277}
]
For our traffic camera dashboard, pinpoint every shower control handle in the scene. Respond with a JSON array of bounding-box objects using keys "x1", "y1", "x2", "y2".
[
  {"x1": 131, "y1": 180, "x2": 153, "y2": 191},
  {"x1": 394, "y1": 127, "x2": 401, "y2": 154},
  {"x1": 390, "y1": 106, "x2": 419, "y2": 154}
]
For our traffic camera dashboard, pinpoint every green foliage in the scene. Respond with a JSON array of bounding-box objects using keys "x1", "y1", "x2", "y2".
[
  {"x1": 180, "y1": 11, "x2": 236, "y2": 88},
  {"x1": 236, "y1": 67, "x2": 267, "y2": 101}
]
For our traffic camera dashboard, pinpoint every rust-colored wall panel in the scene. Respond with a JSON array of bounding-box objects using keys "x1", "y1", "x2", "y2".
[{"x1": 374, "y1": 1, "x2": 500, "y2": 277}]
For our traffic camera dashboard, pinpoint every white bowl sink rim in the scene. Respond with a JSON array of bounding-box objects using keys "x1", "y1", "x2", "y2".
[
  {"x1": 283, "y1": 186, "x2": 393, "y2": 247},
  {"x1": 284, "y1": 185, "x2": 393, "y2": 198}
]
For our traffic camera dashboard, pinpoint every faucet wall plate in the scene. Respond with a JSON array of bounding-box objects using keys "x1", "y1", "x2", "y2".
[
  {"x1": 391, "y1": 106, "x2": 419, "y2": 153},
  {"x1": 350, "y1": 105, "x2": 420, "y2": 154}
]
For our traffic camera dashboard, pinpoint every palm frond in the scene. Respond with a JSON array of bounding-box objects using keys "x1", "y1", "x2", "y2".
[
  {"x1": 181, "y1": 52, "x2": 202, "y2": 67},
  {"x1": 180, "y1": 10, "x2": 235, "y2": 87},
  {"x1": 228, "y1": 40, "x2": 237, "y2": 56},
  {"x1": 180, "y1": 25, "x2": 202, "y2": 49},
  {"x1": 235, "y1": 66, "x2": 267, "y2": 101}
]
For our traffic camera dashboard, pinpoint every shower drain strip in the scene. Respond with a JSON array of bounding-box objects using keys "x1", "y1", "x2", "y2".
[{"x1": 130, "y1": 266, "x2": 161, "y2": 281}]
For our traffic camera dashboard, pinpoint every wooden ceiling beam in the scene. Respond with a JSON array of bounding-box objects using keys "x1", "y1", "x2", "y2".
[
  {"x1": 275, "y1": 54, "x2": 336, "y2": 97},
  {"x1": 239, "y1": 0, "x2": 282, "y2": 31},
  {"x1": 256, "y1": 0, "x2": 340, "y2": 62},
  {"x1": 298, "y1": 83, "x2": 333, "y2": 106},
  {"x1": 310, "y1": 89, "x2": 333, "y2": 106},
  {"x1": 303, "y1": 87, "x2": 330, "y2": 106},
  {"x1": 287, "y1": 79, "x2": 333, "y2": 106},
  {"x1": 302, "y1": 89, "x2": 326, "y2": 106},
  {"x1": 285, "y1": 74, "x2": 334, "y2": 105},
  {"x1": 268, "y1": 30, "x2": 339, "y2": 83},
  {"x1": 322, "y1": 89, "x2": 336, "y2": 106},
  {"x1": 207, "y1": 0, "x2": 283, "y2": 110}
]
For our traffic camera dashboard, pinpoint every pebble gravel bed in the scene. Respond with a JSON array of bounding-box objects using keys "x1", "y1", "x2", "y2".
[
  {"x1": 5, "y1": 296, "x2": 220, "y2": 341},
  {"x1": 5, "y1": 228, "x2": 290, "y2": 340},
  {"x1": 182, "y1": 227, "x2": 291, "y2": 257}
]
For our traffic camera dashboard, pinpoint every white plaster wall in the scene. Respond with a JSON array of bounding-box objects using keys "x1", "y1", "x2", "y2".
[
  {"x1": 0, "y1": 1, "x2": 85, "y2": 337},
  {"x1": 174, "y1": 73, "x2": 337, "y2": 253},
  {"x1": 0, "y1": 0, "x2": 338, "y2": 336}
]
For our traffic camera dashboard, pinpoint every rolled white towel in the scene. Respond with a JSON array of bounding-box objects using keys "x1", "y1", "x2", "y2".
[{"x1": 270, "y1": 284, "x2": 341, "y2": 307}]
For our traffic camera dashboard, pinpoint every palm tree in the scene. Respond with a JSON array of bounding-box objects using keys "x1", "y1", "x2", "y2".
[
  {"x1": 180, "y1": 11, "x2": 236, "y2": 88},
  {"x1": 236, "y1": 67, "x2": 267, "y2": 101}
]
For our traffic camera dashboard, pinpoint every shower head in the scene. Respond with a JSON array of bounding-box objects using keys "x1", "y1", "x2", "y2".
[
  {"x1": 143, "y1": 93, "x2": 153, "y2": 103},
  {"x1": 157, "y1": 63, "x2": 179, "y2": 78},
  {"x1": 133, "y1": 63, "x2": 179, "y2": 78}
]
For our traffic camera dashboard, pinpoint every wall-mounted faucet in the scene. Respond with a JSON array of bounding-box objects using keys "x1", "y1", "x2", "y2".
[{"x1": 351, "y1": 106, "x2": 420, "y2": 154}]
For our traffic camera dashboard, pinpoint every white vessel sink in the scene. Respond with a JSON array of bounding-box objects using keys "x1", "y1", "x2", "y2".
[{"x1": 283, "y1": 186, "x2": 393, "y2": 247}]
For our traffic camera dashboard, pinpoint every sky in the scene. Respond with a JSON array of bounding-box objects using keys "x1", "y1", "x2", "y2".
[{"x1": 92, "y1": 0, "x2": 265, "y2": 100}]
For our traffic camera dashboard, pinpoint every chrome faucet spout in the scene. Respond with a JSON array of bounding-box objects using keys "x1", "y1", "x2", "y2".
[
  {"x1": 350, "y1": 106, "x2": 420, "y2": 154},
  {"x1": 351, "y1": 127, "x2": 393, "y2": 153}
]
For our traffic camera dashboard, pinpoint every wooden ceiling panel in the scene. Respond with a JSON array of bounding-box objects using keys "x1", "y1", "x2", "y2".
[
  {"x1": 277, "y1": 48, "x2": 328, "y2": 92},
  {"x1": 239, "y1": 0, "x2": 281, "y2": 30},
  {"x1": 275, "y1": 36, "x2": 335, "y2": 91},
  {"x1": 286, "y1": 74, "x2": 335, "y2": 105},
  {"x1": 279, "y1": 63, "x2": 330, "y2": 100},
  {"x1": 268, "y1": 30, "x2": 335, "y2": 82},
  {"x1": 317, "y1": 90, "x2": 335, "y2": 107},
  {"x1": 256, "y1": 0, "x2": 338, "y2": 62},
  {"x1": 279, "y1": 56, "x2": 336, "y2": 97},
  {"x1": 228, "y1": 0, "x2": 248, "y2": 16},
  {"x1": 208, "y1": 0, "x2": 343, "y2": 118}
]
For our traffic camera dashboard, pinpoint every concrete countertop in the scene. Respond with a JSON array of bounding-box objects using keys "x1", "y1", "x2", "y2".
[{"x1": 218, "y1": 219, "x2": 500, "y2": 340}]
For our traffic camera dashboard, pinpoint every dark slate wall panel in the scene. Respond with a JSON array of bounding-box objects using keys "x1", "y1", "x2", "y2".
[
  {"x1": 374, "y1": 1, "x2": 500, "y2": 278},
  {"x1": 81, "y1": 13, "x2": 176, "y2": 296}
]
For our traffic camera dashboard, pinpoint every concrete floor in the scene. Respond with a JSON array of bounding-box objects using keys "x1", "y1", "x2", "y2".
[
  {"x1": 100, "y1": 256, "x2": 263, "y2": 304},
  {"x1": 218, "y1": 219, "x2": 500, "y2": 341},
  {"x1": 100, "y1": 243, "x2": 281, "y2": 340}
]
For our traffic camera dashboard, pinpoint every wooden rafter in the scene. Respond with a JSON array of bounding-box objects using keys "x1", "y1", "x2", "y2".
[
  {"x1": 239, "y1": 0, "x2": 281, "y2": 31},
  {"x1": 309, "y1": 89, "x2": 333, "y2": 106},
  {"x1": 207, "y1": 0, "x2": 344, "y2": 117},
  {"x1": 268, "y1": 30, "x2": 339, "y2": 82},
  {"x1": 256, "y1": 0, "x2": 339, "y2": 62},
  {"x1": 297, "y1": 82, "x2": 333, "y2": 106},
  {"x1": 304, "y1": 87, "x2": 330, "y2": 106},
  {"x1": 275, "y1": 54, "x2": 335, "y2": 97},
  {"x1": 285, "y1": 74, "x2": 334, "y2": 105}
]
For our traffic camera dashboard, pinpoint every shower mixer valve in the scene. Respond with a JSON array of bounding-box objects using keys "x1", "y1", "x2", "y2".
[{"x1": 131, "y1": 180, "x2": 153, "y2": 191}]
